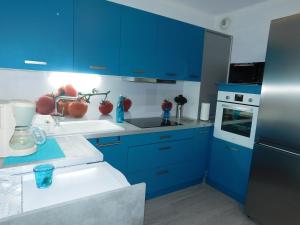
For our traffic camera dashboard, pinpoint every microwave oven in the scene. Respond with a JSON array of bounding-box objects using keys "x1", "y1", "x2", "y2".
[{"x1": 228, "y1": 62, "x2": 265, "y2": 84}]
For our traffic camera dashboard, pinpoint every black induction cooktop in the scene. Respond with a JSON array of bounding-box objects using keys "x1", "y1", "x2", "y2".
[{"x1": 125, "y1": 117, "x2": 182, "y2": 128}]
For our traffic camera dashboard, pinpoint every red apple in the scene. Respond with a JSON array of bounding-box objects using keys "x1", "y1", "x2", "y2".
[
  {"x1": 124, "y1": 97, "x2": 132, "y2": 112},
  {"x1": 99, "y1": 100, "x2": 113, "y2": 115}
]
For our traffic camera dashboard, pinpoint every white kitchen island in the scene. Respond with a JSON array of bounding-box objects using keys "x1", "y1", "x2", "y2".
[{"x1": 0, "y1": 135, "x2": 145, "y2": 225}]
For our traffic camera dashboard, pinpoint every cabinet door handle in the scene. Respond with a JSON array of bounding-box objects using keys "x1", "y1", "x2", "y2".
[
  {"x1": 90, "y1": 65, "x2": 107, "y2": 70},
  {"x1": 166, "y1": 72, "x2": 176, "y2": 77},
  {"x1": 159, "y1": 146, "x2": 172, "y2": 151},
  {"x1": 226, "y1": 146, "x2": 239, "y2": 152},
  {"x1": 189, "y1": 74, "x2": 199, "y2": 78},
  {"x1": 24, "y1": 60, "x2": 47, "y2": 65},
  {"x1": 133, "y1": 70, "x2": 145, "y2": 74},
  {"x1": 95, "y1": 141, "x2": 121, "y2": 148},
  {"x1": 156, "y1": 170, "x2": 169, "y2": 176},
  {"x1": 159, "y1": 135, "x2": 172, "y2": 140}
]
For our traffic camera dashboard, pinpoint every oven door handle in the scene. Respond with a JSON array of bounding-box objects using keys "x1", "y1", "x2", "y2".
[{"x1": 221, "y1": 103, "x2": 253, "y2": 112}]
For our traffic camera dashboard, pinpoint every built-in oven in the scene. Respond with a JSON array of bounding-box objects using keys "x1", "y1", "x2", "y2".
[{"x1": 214, "y1": 91, "x2": 260, "y2": 149}]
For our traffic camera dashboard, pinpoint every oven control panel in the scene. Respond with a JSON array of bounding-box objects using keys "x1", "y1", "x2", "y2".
[{"x1": 217, "y1": 91, "x2": 260, "y2": 106}]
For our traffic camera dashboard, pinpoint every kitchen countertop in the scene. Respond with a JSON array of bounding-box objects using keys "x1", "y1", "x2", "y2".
[
  {"x1": 0, "y1": 135, "x2": 103, "y2": 175},
  {"x1": 0, "y1": 135, "x2": 103, "y2": 220},
  {"x1": 39, "y1": 115, "x2": 213, "y2": 139}
]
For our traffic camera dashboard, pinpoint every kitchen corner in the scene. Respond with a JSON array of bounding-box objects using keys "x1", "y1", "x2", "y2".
[{"x1": 0, "y1": 113, "x2": 212, "y2": 220}]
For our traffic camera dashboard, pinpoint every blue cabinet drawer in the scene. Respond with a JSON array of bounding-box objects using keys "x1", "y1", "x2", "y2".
[
  {"x1": 124, "y1": 128, "x2": 195, "y2": 146},
  {"x1": 152, "y1": 162, "x2": 202, "y2": 192},
  {"x1": 207, "y1": 138, "x2": 253, "y2": 203},
  {"x1": 128, "y1": 139, "x2": 195, "y2": 173},
  {"x1": 127, "y1": 161, "x2": 202, "y2": 197}
]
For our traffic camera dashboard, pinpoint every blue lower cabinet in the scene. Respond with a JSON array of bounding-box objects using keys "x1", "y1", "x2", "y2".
[
  {"x1": 207, "y1": 138, "x2": 253, "y2": 203},
  {"x1": 127, "y1": 127, "x2": 211, "y2": 198},
  {"x1": 89, "y1": 136, "x2": 127, "y2": 175},
  {"x1": 127, "y1": 162, "x2": 202, "y2": 199}
]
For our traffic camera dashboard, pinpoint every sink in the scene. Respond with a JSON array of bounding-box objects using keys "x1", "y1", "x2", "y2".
[{"x1": 47, "y1": 120, "x2": 124, "y2": 136}]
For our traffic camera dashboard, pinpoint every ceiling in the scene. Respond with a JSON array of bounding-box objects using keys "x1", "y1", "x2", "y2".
[{"x1": 166, "y1": 0, "x2": 268, "y2": 15}]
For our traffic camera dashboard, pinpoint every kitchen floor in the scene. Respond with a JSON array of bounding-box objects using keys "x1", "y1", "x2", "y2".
[{"x1": 144, "y1": 184, "x2": 257, "y2": 225}]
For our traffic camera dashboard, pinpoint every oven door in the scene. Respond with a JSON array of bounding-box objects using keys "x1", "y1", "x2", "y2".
[{"x1": 214, "y1": 101, "x2": 259, "y2": 149}]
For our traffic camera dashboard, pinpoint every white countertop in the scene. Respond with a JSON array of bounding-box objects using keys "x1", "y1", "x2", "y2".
[
  {"x1": 35, "y1": 115, "x2": 213, "y2": 139},
  {"x1": 0, "y1": 135, "x2": 103, "y2": 176},
  {"x1": 0, "y1": 162, "x2": 130, "y2": 220}
]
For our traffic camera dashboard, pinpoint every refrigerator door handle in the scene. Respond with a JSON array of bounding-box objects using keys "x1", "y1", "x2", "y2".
[{"x1": 256, "y1": 142, "x2": 300, "y2": 157}]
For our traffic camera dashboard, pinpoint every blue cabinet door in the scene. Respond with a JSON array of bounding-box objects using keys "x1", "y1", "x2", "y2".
[
  {"x1": 156, "y1": 17, "x2": 205, "y2": 81},
  {"x1": 156, "y1": 17, "x2": 188, "y2": 80},
  {"x1": 120, "y1": 6, "x2": 158, "y2": 78},
  {"x1": 193, "y1": 127, "x2": 212, "y2": 175},
  {"x1": 74, "y1": 0, "x2": 121, "y2": 75},
  {"x1": 0, "y1": 0, "x2": 73, "y2": 71},
  {"x1": 207, "y1": 138, "x2": 253, "y2": 203},
  {"x1": 89, "y1": 137, "x2": 127, "y2": 175},
  {"x1": 184, "y1": 25, "x2": 205, "y2": 81}
]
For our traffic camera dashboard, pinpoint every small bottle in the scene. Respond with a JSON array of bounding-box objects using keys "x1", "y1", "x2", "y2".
[{"x1": 116, "y1": 95, "x2": 125, "y2": 123}]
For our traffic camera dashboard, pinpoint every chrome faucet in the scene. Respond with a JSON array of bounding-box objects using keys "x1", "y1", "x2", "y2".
[
  {"x1": 52, "y1": 96, "x2": 79, "y2": 126},
  {"x1": 51, "y1": 89, "x2": 111, "y2": 126}
]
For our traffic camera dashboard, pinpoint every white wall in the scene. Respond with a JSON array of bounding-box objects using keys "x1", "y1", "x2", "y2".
[
  {"x1": 109, "y1": 0, "x2": 216, "y2": 29},
  {"x1": 215, "y1": 0, "x2": 300, "y2": 63}
]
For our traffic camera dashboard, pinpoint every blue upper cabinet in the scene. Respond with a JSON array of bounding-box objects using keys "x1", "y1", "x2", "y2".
[
  {"x1": 156, "y1": 17, "x2": 188, "y2": 80},
  {"x1": 155, "y1": 16, "x2": 205, "y2": 81},
  {"x1": 120, "y1": 7, "x2": 158, "y2": 78},
  {"x1": 74, "y1": 0, "x2": 121, "y2": 75},
  {"x1": 184, "y1": 25, "x2": 205, "y2": 81},
  {"x1": 0, "y1": 0, "x2": 73, "y2": 71}
]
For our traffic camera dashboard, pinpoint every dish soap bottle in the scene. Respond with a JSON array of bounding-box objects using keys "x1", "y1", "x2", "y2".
[{"x1": 116, "y1": 95, "x2": 125, "y2": 123}]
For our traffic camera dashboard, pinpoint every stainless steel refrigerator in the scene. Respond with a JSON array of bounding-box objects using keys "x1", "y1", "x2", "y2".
[{"x1": 245, "y1": 14, "x2": 300, "y2": 225}]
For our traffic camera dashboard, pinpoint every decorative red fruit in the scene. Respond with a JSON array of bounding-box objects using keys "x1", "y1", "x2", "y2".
[
  {"x1": 64, "y1": 84, "x2": 77, "y2": 97},
  {"x1": 124, "y1": 97, "x2": 132, "y2": 112},
  {"x1": 57, "y1": 100, "x2": 70, "y2": 116},
  {"x1": 99, "y1": 100, "x2": 113, "y2": 115},
  {"x1": 36, "y1": 95, "x2": 55, "y2": 115},
  {"x1": 161, "y1": 99, "x2": 173, "y2": 111},
  {"x1": 56, "y1": 84, "x2": 77, "y2": 97},
  {"x1": 68, "y1": 100, "x2": 88, "y2": 118}
]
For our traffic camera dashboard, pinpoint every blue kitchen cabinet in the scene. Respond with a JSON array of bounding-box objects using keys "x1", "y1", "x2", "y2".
[
  {"x1": 74, "y1": 0, "x2": 121, "y2": 75},
  {"x1": 120, "y1": 6, "x2": 158, "y2": 78},
  {"x1": 193, "y1": 127, "x2": 212, "y2": 175},
  {"x1": 207, "y1": 137, "x2": 253, "y2": 203},
  {"x1": 125, "y1": 127, "x2": 211, "y2": 198},
  {"x1": 89, "y1": 136, "x2": 127, "y2": 175},
  {"x1": 156, "y1": 17, "x2": 188, "y2": 80},
  {"x1": 156, "y1": 16, "x2": 205, "y2": 81},
  {"x1": 184, "y1": 25, "x2": 205, "y2": 81},
  {"x1": 0, "y1": 0, "x2": 73, "y2": 71}
]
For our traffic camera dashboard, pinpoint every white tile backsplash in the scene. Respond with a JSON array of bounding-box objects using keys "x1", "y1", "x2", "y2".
[{"x1": 0, "y1": 69, "x2": 200, "y2": 119}]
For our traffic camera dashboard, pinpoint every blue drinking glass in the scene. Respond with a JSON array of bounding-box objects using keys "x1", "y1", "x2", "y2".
[{"x1": 33, "y1": 164, "x2": 55, "y2": 189}]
